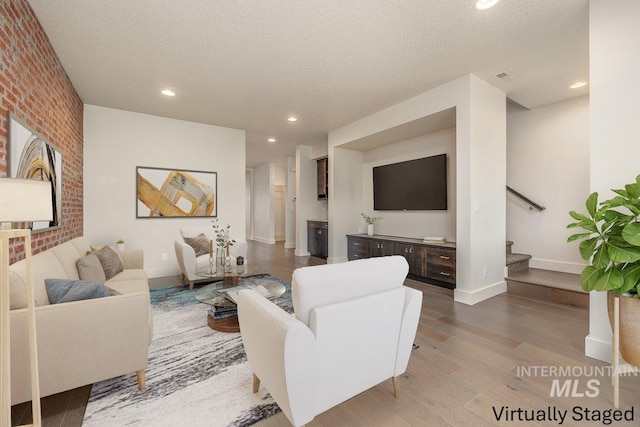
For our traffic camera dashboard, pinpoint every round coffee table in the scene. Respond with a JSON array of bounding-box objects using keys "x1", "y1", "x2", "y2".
[{"x1": 207, "y1": 313, "x2": 240, "y2": 333}]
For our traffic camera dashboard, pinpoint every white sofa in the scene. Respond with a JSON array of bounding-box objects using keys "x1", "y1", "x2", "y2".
[
  {"x1": 7, "y1": 236, "x2": 152, "y2": 405},
  {"x1": 237, "y1": 255, "x2": 422, "y2": 427},
  {"x1": 174, "y1": 226, "x2": 248, "y2": 290}
]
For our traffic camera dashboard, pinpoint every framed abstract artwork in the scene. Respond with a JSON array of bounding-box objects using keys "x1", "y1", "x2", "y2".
[
  {"x1": 136, "y1": 166, "x2": 217, "y2": 218},
  {"x1": 8, "y1": 113, "x2": 62, "y2": 231}
]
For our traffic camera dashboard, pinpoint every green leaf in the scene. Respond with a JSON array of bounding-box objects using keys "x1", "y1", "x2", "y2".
[
  {"x1": 594, "y1": 267, "x2": 624, "y2": 291},
  {"x1": 586, "y1": 192, "x2": 598, "y2": 216},
  {"x1": 612, "y1": 188, "x2": 629, "y2": 198},
  {"x1": 569, "y1": 211, "x2": 590, "y2": 222},
  {"x1": 622, "y1": 222, "x2": 640, "y2": 245},
  {"x1": 606, "y1": 242, "x2": 640, "y2": 263},
  {"x1": 636, "y1": 174, "x2": 640, "y2": 186},
  {"x1": 626, "y1": 183, "x2": 640, "y2": 199},
  {"x1": 592, "y1": 245, "x2": 610, "y2": 268},
  {"x1": 567, "y1": 220, "x2": 597, "y2": 233},
  {"x1": 567, "y1": 232, "x2": 593, "y2": 242},
  {"x1": 621, "y1": 264, "x2": 640, "y2": 293},
  {"x1": 578, "y1": 237, "x2": 598, "y2": 260},
  {"x1": 581, "y1": 266, "x2": 604, "y2": 292},
  {"x1": 602, "y1": 196, "x2": 627, "y2": 208}
]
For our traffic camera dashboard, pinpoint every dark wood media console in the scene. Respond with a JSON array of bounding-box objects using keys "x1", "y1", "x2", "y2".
[{"x1": 347, "y1": 234, "x2": 456, "y2": 288}]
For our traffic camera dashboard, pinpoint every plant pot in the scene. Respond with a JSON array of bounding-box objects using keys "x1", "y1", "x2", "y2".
[
  {"x1": 367, "y1": 224, "x2": 374, "y2": 236},
  {"x1": 607, "y1": 292, "x2": 640, "y2": 367},
  {"x1": 116, "y1": 243, "x2": 125, "y2": 251}
]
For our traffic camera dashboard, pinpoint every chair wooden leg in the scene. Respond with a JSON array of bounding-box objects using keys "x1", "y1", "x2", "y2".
[
  {"x1": 137, "y1": 370, "x2": 146, "y2": 390},
  {"x1": 182, "y1": 273, "x2": 185, "y2": 283},
  {"x1": 392, "y1": 376, "x2": 400, "y2": 398},
  {"x1": 189, "y1": 280, "x2": 194, "y2": 290},
  {"x1": 253, "y1": 373, "x2": 260, "y2": 393}
]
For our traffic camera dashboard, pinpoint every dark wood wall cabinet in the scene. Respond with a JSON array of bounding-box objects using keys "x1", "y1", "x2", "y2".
[
  {"x1": 347, "y1": 234, "x2": 456, "y2": 288},
  {"x1": 317, "y1": 158, "x2": 328, "y2": 200},
  {"x1": 308, "y1": 220, "x2": 329, "y2": 258}
]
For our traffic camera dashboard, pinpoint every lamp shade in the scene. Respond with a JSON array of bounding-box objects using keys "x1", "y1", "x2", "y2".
[{"x1": 0, "y1": 178, "x2": 53, "y2": 222}]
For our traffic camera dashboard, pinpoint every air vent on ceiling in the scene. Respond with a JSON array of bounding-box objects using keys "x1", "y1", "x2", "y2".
[{"x1": 496, "y1": 72, "x2": 510, "y2": 80}]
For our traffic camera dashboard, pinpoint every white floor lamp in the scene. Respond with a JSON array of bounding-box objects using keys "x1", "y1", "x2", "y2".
[{"x1": 0, "y1": 178, "x2": 53, "y2": 427}]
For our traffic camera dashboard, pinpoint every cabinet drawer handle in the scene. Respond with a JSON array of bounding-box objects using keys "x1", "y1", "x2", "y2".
[
  {"x1": 318, "y1": 230, "x2": 322, "y2": 234},
  {"x1": 354, "y1": 242, "x2": 360, "y2": 246},
  {"x1": 440, "y1": 256, "x2": 450, "y2": 260},
  {"x1": 439, "y1": 272, "x2": 451, "y2": 277},
  {"x1": 409, "y1": 248, "x2": 413, "y2": 254}
]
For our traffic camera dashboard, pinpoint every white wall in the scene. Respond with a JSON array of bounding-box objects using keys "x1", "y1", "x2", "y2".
[
  {"x1": 329, "y1": 74, "x2": 506, "y2": 305},
  {"x1": 329, "y1": 74, "x2": 506, "y2": 304},
  {"x1": 507, "y1": 96, "x2": 590, "y2": 273},
  {"x1": 273, "y1": 165, "x2": 286, "y2": 241},
  {"x1": 83, "y1": 105, "x2": 245, "y2": 278},
  {"x1": 245, "y1": 169, "x2": 253, "y2": 240},
  {"x1": 361, "y1": 128, "x2": 456, "y2": 240},
  {"x1": 252, "y1": 163, "x2": 275, "y2": 244},
  {"x1": 586, "y1": 0, "x2": 640, "y2": 362},
  {"x1": 285, "y1": 157, "x2": 296, "y2": 249}
]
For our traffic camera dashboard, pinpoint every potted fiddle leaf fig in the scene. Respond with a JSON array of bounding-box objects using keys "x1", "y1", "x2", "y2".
[{"x1": 567, "y1": 174, "x2": 640, "y2": 366}]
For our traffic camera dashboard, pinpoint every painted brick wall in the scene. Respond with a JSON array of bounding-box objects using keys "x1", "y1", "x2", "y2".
[{"x1": 0, "y1": 0, "x2": 83, "y2": 262}]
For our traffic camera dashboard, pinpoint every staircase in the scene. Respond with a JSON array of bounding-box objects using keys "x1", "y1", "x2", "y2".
[{"x1": 505, "y1": 241, "x2": 588, "y2": 309}]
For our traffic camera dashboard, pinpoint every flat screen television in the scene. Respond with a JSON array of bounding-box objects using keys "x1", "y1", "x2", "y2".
[{"x1": 373, "y1": 154, "x2": 447, "y2": 210}]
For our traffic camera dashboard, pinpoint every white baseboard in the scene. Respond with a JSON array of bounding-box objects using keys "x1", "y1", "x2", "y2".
[
  {"x1": 529, "y1": 258, "x2": 586, "y2": 275},
  {"x1": 295, "y1": 249, "x2": 311, "y2": 257},
  {"x1": 284, "y1": 242, "x2": 296, "y2": 249},
  {"x1": 327, "y1": 257, "x2": 347, "y2": 264},
  {"x1": 146, "y1": 266, "x2": 181, "y2": 279},
  {"x1": 246, "y1": 234, "x2": 254, "y2": 241},
  {"x1": 454, "y1": 280, "x2": 507, "y2": 305},
  {"x1": 585, "y1": 334, "x2": 611, "y2": 363},
  {"x1": 253, "y1": 236, "x2": 276, "y2": 244}
]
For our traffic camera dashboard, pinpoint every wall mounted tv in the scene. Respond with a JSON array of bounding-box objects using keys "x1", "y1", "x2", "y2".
[{"x1": 373, "y1": 154, "x2": 447, "y2": 211}]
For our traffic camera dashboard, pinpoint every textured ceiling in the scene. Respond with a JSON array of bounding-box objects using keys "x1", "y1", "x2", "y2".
[{"x1": 27, "y1": 0, "x2": 589, "y2": 168}]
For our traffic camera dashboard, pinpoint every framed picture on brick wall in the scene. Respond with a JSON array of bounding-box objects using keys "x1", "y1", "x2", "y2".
[
  {"x1": 8, "y1": 113, "x2": 62, "y2": 231},
  {"x1": 136, "y1": 166, "x2": 217, "y2": 218}
]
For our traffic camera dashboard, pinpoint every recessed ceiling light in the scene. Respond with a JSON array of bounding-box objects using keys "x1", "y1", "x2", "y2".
[
  {"x1": 161, "y1": 89, "x2": 175, "y2": 97},
  {"x1": 268, "y1": 138, "x2": 276, "y2": 143},
  {"x1": 475, "y1": 0, "x2": 500, "y2": 10},
  {"x1": 570, "y1": 81, "x2": 587, "y2": 89},
  {"x1": 287, "y1": 116, "x2": 298, "y2": 122}
]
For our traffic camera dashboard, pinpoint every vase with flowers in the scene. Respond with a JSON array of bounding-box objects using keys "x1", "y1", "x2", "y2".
[
  {"x1": 212, "y1": 218, "x2": 236, "y2": 274},
  {"x1": 361, "y1": 212, "x2": 383, "y2": 236}
]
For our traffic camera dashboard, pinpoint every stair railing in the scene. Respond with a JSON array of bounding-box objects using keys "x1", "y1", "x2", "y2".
[{"x1": 506, "y1": 186, "x2": 546, "y2": 211}]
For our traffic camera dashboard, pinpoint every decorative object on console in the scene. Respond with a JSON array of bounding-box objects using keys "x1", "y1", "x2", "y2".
[
  {"x1": 8, "y1": 113, "x2": 62, "y2": 231},
  {"x1": 115, "y1": 239, "x2": 125, "y2": 250},
  {"x1": 136, "y1": 166, "x2": 217, "y2": 218},
  {"x1": 361, "y1": 212, "x2": 382, "y2": 236},
  {"x1": 0, "y1": 178, "x2": 53, "y2": 427}
]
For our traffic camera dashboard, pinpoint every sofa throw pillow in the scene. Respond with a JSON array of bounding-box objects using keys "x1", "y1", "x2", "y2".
[
  {"x1": 184, "y1": 233, "x2": 212, "y2": 257},
  {"x1": 76, "y1": 252, "x2": 107, "y2": 283},
  {"x1": 93, "y1": 245, "x2": 124, "y2": 280},
  {"x1": 45, "y1": 278, "x2": 111, "y2": 304}
]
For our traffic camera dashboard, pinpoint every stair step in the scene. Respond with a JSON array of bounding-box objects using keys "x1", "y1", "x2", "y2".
[
  {"x1": 506, "y1": 253, "x2": 531, "y2": 265},
  {"x1": 506, "y1": 268, "x2": 588, "y2": 309},
  {"x1": 506, "y1": 253, "x2": 531, "y2": 274}
]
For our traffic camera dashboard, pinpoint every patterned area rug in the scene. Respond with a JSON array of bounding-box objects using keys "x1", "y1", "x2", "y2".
[{"x1": 83, "y1": 274, "x2": 292, "y2": 427}]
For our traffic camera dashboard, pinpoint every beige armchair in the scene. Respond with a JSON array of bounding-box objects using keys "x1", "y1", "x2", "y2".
[
  {"x1": 174, "y1": 226, "x2": 247, "y2": 290},
  {"x1": 237, "y1": 256, "x2": 422, "y2": 427}
]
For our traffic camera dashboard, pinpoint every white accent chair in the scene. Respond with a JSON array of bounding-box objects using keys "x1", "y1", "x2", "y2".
[
  {"x1": 237, "y1": 255, "x2": 422, "y2": 427},
  {"x1": 174, "y1": 226, "x2": 248, "y2": 290}
]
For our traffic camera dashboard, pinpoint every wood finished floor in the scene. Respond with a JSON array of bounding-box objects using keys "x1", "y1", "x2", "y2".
[{"x1": 12, "y1": 242, "x2": 640, "y2": 426}]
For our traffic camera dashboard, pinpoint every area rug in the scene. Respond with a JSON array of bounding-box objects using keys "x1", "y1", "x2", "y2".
[{"x1": 83, "y1": 274, "x2": 292, "y2": 427}]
